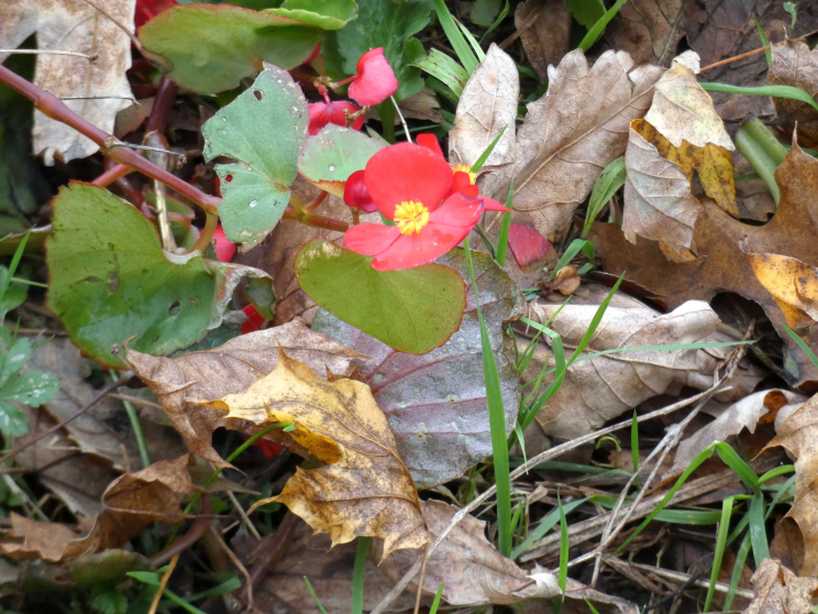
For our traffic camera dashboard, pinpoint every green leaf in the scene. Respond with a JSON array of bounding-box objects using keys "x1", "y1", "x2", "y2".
[
  {"x1": 296, "y1": 240, "x2": 466, "y2": 354},
  {"x1": 327, "y1": 0, "x2": 433, "y2": 100},
  {"x1": 203, "y1": 66, "x2": 307, "y2": 247},
  {"x1": 0, "y1": 401, "x2": 28, "y2": 439},
  {"x1": 46, "y1": 185, "x2": 217, "y2": 367},
  {"x1": 298, "y1": 126, "x2": 383, "y2": 196},
  {"x1": 412, "y1": 48, "x2": 469, "y2": 97},
  {"x1": 470, "y1": 0, "x2": 502, "y2": 26},
  {"x1": 566, "y1": 0, "x2": 606, "y2": 28},
  {"x1": 0, "y1": 370, "x2": 58, "y2": 407},
  {"x1": 139, "y1": 4, "x2": 321, "y2": 94},
  {"x1": 265, "y1": 0, "x2": 358, "y2": 29},
  {"x1": 0, "y1": 335, "x2": 30, "y2": 386},
  {"x1": 0, "y1": 268, "x2": 27, "y2": 319}
]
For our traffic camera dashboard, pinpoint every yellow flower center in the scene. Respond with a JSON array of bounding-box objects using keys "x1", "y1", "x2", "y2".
[
  {"x1": 451, "y1": 163, "x2": 477, "y2": 184},
  {"x1": 393, "y1": 200, "x2": 430, "y2": 235}
]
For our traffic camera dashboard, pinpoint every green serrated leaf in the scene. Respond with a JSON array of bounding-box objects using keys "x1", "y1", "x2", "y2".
[
  {"x1": 0, "y1": 401, "x2": 28, "y2": 439},
  {"x1": 265, "y1": 0, "x2": 358, "y2": 29},
  {"x1": 296, "y1": 240, "x2": 466, "y2": 354},
  {"x1": 203, "y1": 66, "x2": 308, "y2": 247},
  {"x1": 0, "y1": 337, "x2": 31, "y2": 387},
  {"x1": 327, "y1": 0, "x2": 433, "y2": 100},
  {"x1": 139, "y1": 4, "x2": 321, "y2": 94},
  {"x1": 46, "y1": 185, "x2": 217, "y2": 367},
  {"x1": 0, "y1": 370, "x2": 58, "y2": 407},
  {"x1": 298, "y1": 125, "x2": 383, "y2": 196}
]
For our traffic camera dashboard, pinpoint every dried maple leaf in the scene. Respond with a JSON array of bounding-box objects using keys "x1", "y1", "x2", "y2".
[
  {"x1": 594, "y1": 143, "x2": 818, "y2": 385},
  {"x1": 769, "y1": 40, "x2": 818, "y2": 147},
  {"x1": 764, "y1": 394, "x2": 818, "y2": 576},
  {"x1": 0, "y1": 454, "x2": 193, "y2": 562},
  {"x1": 749, "y1": 253, "x2": 818, "y2": 328},
  {"x1": 0, "y1": 1, "x2": 136, "y2": 164},
  {"x1": 127, "y1": 318, "x2": 364, "y2": 466},
  {"x1": 605, "y1": 0, "x2": 685, "y2": 65},
  {"x1": 517, "y1": 286, "x2": 761, "y2": 440},
  {"x1": 747, "y1": 559, "x2": 818, "y2": 614},
  {"x1": 483, "y1": 49, "x2": 662, "y2": 241},
  {"x1": 513, "y1": 0, "x2": 571, "y2": 80},
  {"x1": 203, "y1": 352, "x2": 427, "y2": 559}
]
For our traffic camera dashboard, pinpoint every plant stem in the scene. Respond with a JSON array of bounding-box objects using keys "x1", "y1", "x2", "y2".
[
  {"x1": 92, "y1": 163, "x2": 134, "y2": 188},
  {"x1": 735, "y1": 118, "x2": 786, "y2": 203}
]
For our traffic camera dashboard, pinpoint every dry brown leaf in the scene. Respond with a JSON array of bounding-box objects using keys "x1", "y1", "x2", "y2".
[
  {"x1": 449, "y1": 43, "x2": 518, "y2": 172},
  {"x1": 605, "y1": 0, "x2": 685, "y2": 65},
  {"x1": 750, "y1": 253, "x2": 818, "y2": 329},
  {"x1": 0, "y1": 1, "x2": 135, "y2": 164},
  {"x1": 203, "y1": 352, "x2": 427, "y2": 559},
  {"x1": 769, "y1": 40, "x2": 818, "y2": 147},
  {"x1": 382, "y1": 500, "x2": 638, "y2": 612},
  {"x1": 518, "y1": 286, "x2": 761, "y2": 439},
  {"x1": 593, "y1": 143, "x2": 818, "y2": 385},
  {"x1": 127, "y1": 318, "x2": 364, "y2": 466},
  {"x1": 672, "y1": 389, "x2": 805, "y2": 475},
  {"x1": 0, "y1": 454, "x2": 194, "y2": 563},
  {"x1": 764, "y1": 394, "x2": 818, "y2": 576},
  {"x1": 486, "y1": 49, "x2": 662, "y2": 241},
  {"x1": 513, "y1": 0, "x2": 571, "y2": 79},
  {"x1": 747, "y1": 558, "x2": 818, "y2": 614}
]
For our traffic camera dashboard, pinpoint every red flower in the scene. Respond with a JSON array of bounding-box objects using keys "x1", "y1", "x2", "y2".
[
  {"x1": 342, "y1": 136, "x2": 507, "y2": 271},
  {"x1": 348, "y1": 48, "x2": 398, "y2": 107},
  {"x1": 241, "y1": 304, "x2": 266, "y2": 334},
  {"x1": 213, "y1": 225, "x2": 236, "y2": 262},
  {"x1": 343, "y1": 170, "x2": 377, "y2": 213},
  {"x1": 135, "y1": 0, "x2": 176, "y2": 28},
  {"x1": 308, "y1": 100, "x2": 365, "y2": 135}
]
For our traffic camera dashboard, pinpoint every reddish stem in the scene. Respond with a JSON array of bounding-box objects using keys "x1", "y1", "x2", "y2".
[
  {"x1": 146, "y1": 77, "x2": 177, "y2": 135},
  {"x1": 92, "y1": 163, "x2": 134, "y2": 188},
  {"x1": 283, "y1": 207, "x2": 348, "y2": 232},
  {"x1": 0, "y1": 63, "x2": 219, "y2": 214}
]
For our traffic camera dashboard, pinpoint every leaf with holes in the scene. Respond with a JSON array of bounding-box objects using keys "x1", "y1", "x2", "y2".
[
  {"x1": 298, "y1": 125, "x2": 383, "y2": 197},
  {"x1": 203, "y1": 66, "x2": 307, "y2": 248},
  {"x1": 296, "y1": 240, "x2": 466, "y2": 355}
]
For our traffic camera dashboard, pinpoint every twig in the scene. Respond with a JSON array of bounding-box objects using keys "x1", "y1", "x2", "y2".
[
  {"x1": 92, "y1": 163, "x2": 134, "y2": 188},
  {"x1": 227, "y1": 490, "x2": 261, "y2": 540},
  {"x1": 207, "y1": 527, "x2": 255, "y2": 611},
  {"x1": 0, "y1": 49, "x2": 92, "y2": 59},
  {"x1": 390, "y1": 96, "x2": 412, "y2": 142},
  {"x1": 151, "y1": 496, "x2": 213, "y2": 567},
  {"x1": 148, "y1": 553, "x2": 179, "y2": 614},
  {"x1": 699, "y1": 27, "x2": 818, "y2": 73}
]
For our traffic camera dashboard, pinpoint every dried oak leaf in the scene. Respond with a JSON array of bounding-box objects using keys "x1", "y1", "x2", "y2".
[
  {"x1": 769, "y1": 40, "x2": 818, "y2": 147},
  {"x1": 203, "y1": 352, "x2": 428, "y2": 559},
  {"x1": 749, "y1": 253, "x2": 818, "y2": 329},
  {"x1": 448, "y1": 44, "x2": 518, "y2": 173},
  {"x1": 764, "y1": 393, "x2": 818, "y2": 576},
  {"x1": 593, "y1": 144, "x2": 818, "y2": 385},
  {"x1": 517, "y1": 286, "x2": 760, "y2": 440},
  {"x1": 0, "y1": 454, "x2": 193, "y2": 562},
  {"x1": 513, "y1": 0, "x2": 571, "y2": 80},
  {"x1": 485, "y1": 49, "x2": 662, "y2": 242},
  {"x1": 605, "y1": 0, "x2": 685, "y2": 65},
  {"x1": 747, "y1": 558, "x2": 818, "y2": 614},
  {"x1": 127, "y1": 318, "x2": 364, "y2": 467},
  {"x1": 0, "y1": 0, "x2": 135, "y2": 164}
]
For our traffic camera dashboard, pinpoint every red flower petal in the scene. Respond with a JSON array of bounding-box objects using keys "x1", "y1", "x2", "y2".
[
  {"x1": 416, "y1": 133, "x2": 445, "y2": 159},
  {"x1": 255, "y1": 438, "x2": 284, "y2": 459},
  {"x1": 348, "y1": 48, "x2": 398, "y2": 107},
  {"x1": 241, "y1": 304, "x2": 266, "y2": 334},
  {"x1": 428, "y1": 192, "x2": 483, "y2": 229},
  {"x1": 364, "y1": 143, "x2": 453, "y2": 218},
  {"x1": 508, "y1": 223, "x2": 553, "y2": 268},
  {"x1": 343, "y1": 224, "x2": 401, "y2": 256},
  {"x1": 135, "y1": 0, "x2": 176, "y2": 28},
  {"x1": 343, "y1": 170, "x2": 378, "y2": 213},
  {"x1": 479, "y1": 196, "x2": 509, "y2": 212},
  {"x1": 213, "y1": 225, "x2": 236, "y2": 262},
  {"x1": 452, "y1": 171, "x2": 479, "y2": 197},
  {"x1": 308, "y1": 100, "x2": 364, "y2": 135}
]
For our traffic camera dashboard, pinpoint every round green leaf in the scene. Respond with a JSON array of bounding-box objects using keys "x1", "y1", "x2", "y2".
[
  {"x1": 298, "y1": 125, "x2": 383, "y2": 196},
  {"x1": 46, "y1": 184, "x2": 216, "y2": 367},
  {"x1": 265, "y1": 0, "x2": 358, "y2": 30},
  {"x1": 139, "y1": 4, "x2": 320, "y2": 94},
  {"x1": 296, "y1": 240, "x2": 466, "y2": 354},
  {"x1": 203, "y1": 66, "x2": 308, "y2": 247}
]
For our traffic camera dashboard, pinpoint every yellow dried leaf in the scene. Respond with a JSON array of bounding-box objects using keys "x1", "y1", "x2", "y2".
[
  {"x1": 203, "y1": 352, "x2": 428, "y2": 559},
  {"x1": 749, "y1": 253, "x2": 818, "y2": 329}
]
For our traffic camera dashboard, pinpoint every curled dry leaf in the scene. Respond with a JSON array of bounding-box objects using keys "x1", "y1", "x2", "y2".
[
  {"x1": 312, "y1": 250, "x2": 520, "y2": 487},
  {"x1": 203, "y1": 352, "x2": 428, "y2": 559},
  {"x1": 747, "y1": 558, "x2": 818, "y2": 614},
  {"x1": 672, "y1": 389, "x2": 805, "y2": 475},
  {"x1": 605, "y1": 0, "x2": 685, "y2": 65},
  {"x1": 769, "y1": 40, "x2": 818, "y2": 147},
  {"x1": 487, "y1": 49, "x2": 662, "y2": 241},
  {"x1": 127, "y1": 318, "x2": 363, "y2": 467},
  {"x1": 513, "y1": 0, "x2": 571, "y2": 79},
  {"x1": 749, "y1": 253, "x2": 818, "y2": 329},
  {"x1": 764, "y1": 393, "x2": 818, "y2": 576},
  {"x1": 448, "y1": 44, "x2": 518, "y2": 172},
  {"x1": 518, "y1": 286, "x2": 761, "y2": 440},
  {"x1": 0, "y1": 1, "x2": 135, "y2": 164},
  {"x1": 594, "y1": 144, "x2": 818, "y2": 385},
  {"x1": 0, "y1": 455, "x2": 193, "y2": 563}
]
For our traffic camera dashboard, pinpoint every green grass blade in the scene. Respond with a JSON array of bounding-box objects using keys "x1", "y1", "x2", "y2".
[
  {"x1": 701, "y1": 81, "x2": 818, "y2": 114},
  {"x1": 704, "y1": 496, "x2": 735, "y2": 612},
  {"x1": 351, "y1": 536, "x2": 370, "y2": 614},
  {"x1": 553, "y1": 238, "x2": 595, "y2": 278},
  {"x1": 413, "y1": 48, "x2": 469, "y2": 97},
  {"x1": 495, "y1": 210, "x2": 512, "y2": 266},
  {"x1": 783, "y1": 322, "x2": 818, "y2": 370},
  {"x1": 303, "y1": 577, "x2": 329, "y2": 614},
  {"x1": 715, "y1": 441, "x2": 759, "y2": 490},
  {"x1": 724, "y1": 533, "x2": 752, "y2": 612},
  {"x1": 456, "y1": 19, "x2": 486, "y2": 62},
  {"x1": 748, "y1": 491, "x2": 769, "y2": 567},
  {"x1": 581, "y1": 157, "x2": 625, "y2": 239},
  {"x1": 759, "y1": 464, "x2": 794, "y2": 485},
  {"x1": 429, "y1": 582, "x2": 445, "y2": 614},
  {"x1": 433, "y1": 0, "x2": 479, "y2": 73},
  {"x1": 511, "y1": 497, "x2": 588, "y2": 559},
  {"x1": 578, "y1": 0, "x2": 629, "y2": 51},
  {"x1": 558, "y1": 495, "x2": 569, "y2": 597},
  {"x1": 470, "y1": 127, "x2": 507, "y2": 173},
  {"x1": 630, "y1": 410, "x2": 639, "y2": 473}
]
